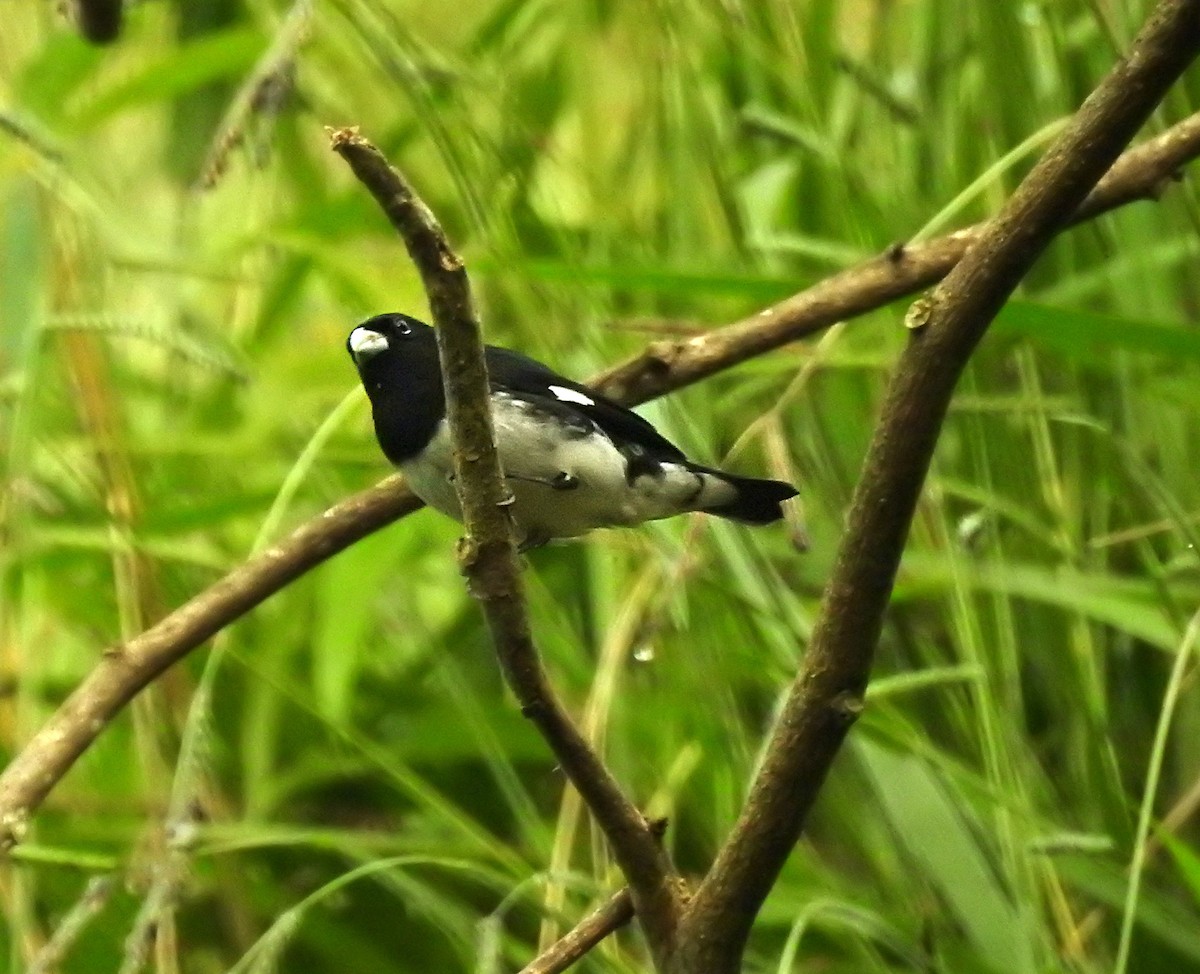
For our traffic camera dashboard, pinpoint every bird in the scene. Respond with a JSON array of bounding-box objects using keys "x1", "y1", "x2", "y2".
[{"x1": 347, "y1": 312, "x2": 797, "y2": 550}]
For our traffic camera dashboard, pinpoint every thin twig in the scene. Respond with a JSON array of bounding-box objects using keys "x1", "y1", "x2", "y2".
[
  {"x1": 518, "y1": 888, "x2": 635, "y2": 974},
  {"x1": 1, "y1": 106, "x2": 1199, "y2": 857},
  {"x1": 673, "y1": 3, "x2": 1200, "y2": 971},
  {"x1": 328, "y1": 128, "x2": 682, "y2": 955},
  {"x1": 29, "y1": 876, "x2": 116, "y2": 974}
]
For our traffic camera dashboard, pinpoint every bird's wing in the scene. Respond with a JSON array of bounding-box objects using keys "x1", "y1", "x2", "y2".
[{"x1": 484, "y1": 345, "x2": 686, "y2": 462}]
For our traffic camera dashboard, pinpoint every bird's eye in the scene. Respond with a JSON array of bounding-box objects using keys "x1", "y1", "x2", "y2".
[{"x1": 392, "y1": 316, "x2": 413, "y2": 337}]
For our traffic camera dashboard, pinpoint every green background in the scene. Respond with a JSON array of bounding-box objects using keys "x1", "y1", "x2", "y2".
[{"x1": 2, "y1": 1, "x2": 1199, "y2": 972}]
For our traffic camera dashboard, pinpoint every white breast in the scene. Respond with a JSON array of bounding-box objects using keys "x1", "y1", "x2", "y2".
[{"x1": 401, "y1": 395, "x2": 736, "y2": 546}]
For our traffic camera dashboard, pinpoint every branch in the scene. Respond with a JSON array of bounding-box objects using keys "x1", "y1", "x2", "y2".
[
  {"x1": 596, "y1": 110, "x2": 1200, "y2": 407},
  {"x1": 673, "y1": 3, "x2": 1200, "y2": 970},
  {"x1": 0, "y1": 475, "x2": 421, "y2": 844},
  {"x1": 2, "y1": 105, "x2": 1198, "y2": 860},
  {"x1": 518, "y1": 888, "x2": 635, "y2": 974},
  {"x1": 328, "y1": 130, "x2": 682, "y2": 955}
]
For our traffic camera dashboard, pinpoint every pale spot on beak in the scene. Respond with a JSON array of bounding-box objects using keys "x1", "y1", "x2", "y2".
[{"x1": 349, "y1": 327, "x2": 389, "y2": 363}]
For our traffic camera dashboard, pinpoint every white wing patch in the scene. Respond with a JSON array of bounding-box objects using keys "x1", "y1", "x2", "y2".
[{"x1": 548, "y1": 384, "x2": 595, "y2": 406}]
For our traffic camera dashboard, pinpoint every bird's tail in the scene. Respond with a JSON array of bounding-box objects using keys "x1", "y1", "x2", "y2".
[{"x1": 693, "y1": 467, "x2": 798, "y2": 525}]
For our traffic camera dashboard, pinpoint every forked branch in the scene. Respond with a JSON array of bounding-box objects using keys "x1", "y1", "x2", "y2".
[
  {"x1": 3, "y1": 97, "x2": 1199, "y2": 893},
  {"x1": 673, "y1": 2, "x2": 1200, "y2": 970},
  {"x1": 2, "y1": 61, "x2": 1199, "y2": 973},
  {"x1": 329, "y1": 130, "x2": 682, "y2": 955}
]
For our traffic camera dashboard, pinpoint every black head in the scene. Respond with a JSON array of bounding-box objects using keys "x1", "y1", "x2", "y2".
[
  {"x1": 346, "y1": 312, "x2": 436, "y2": 375},
  {"x1": 347, "y1": 313, "x2": 444, "y2": 464}
]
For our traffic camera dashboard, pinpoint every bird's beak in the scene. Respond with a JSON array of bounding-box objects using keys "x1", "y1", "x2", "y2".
[{"x1": 348, "y1": 326, "x2": 389, "y2": 365}]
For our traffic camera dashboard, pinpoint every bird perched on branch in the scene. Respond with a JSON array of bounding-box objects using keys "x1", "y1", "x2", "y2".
[{"x1": 347, "y1": 313, "x2": 797, "y2": 549}]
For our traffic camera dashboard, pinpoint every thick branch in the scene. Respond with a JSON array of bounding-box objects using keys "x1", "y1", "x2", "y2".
[
  {"x1": 328, "y1": 130, "x2": 682, "y2": 954},
  {"x1": 1, "y1": 107, "x2": 1198, "y2": 861},
  {"x1": 673, "y1": 3, "x2": 1200, "y2": 970}
]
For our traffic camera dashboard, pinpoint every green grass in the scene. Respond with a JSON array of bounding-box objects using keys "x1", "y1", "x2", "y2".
[{"x1": 2, "y1": 1, "x2": 1200, "y2": 972}]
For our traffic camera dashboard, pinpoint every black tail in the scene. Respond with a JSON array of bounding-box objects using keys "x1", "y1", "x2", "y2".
[{"x1": 698, "y1": 468, "x2": 798, "y2": 525}]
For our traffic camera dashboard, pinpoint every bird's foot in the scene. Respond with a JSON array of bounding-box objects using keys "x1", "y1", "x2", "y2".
[
  {"x1": 505, "y1": 471, "x2": 580, "y2": 491},
  {"x1": 517, "y1": 531, "x2": 550, "y2": 553}
]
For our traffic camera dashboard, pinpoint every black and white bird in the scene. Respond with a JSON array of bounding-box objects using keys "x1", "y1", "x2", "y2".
[{"x1": 347, "y1": 313, "x2": 797, "y2": 549}]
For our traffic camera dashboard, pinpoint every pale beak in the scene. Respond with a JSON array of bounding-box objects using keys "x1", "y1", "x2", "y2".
[{"x1": 348, "y1": 326, "x2": 389, "y2": 364}]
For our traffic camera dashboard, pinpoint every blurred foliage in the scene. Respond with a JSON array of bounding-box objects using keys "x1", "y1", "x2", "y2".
[{"x1": 2, "y1": 1, "x2": 1200, "y2": 972}]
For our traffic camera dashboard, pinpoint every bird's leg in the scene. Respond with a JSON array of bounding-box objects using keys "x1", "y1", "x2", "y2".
[
  {"x1": 504, "y1": 471, "x2": 581, "y2": 491},
  {"x1": 450, "y1": 470, "x2": 577, "y2": 493},
  {"x1": 517, "y1": 530, "x2": 550, "y2": 552}
]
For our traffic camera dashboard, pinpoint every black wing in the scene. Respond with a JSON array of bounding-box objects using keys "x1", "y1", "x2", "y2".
[{"x1": 483, "y1": 344, "x2": 686, "y2": 463}]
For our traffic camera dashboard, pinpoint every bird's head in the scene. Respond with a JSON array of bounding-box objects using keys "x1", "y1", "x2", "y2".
[
  {"x1": 347, "y1": 313, "x2": 444, "y2": 463},
  {"x1": 346, "y1": 313, "x2": 435, "y2": 375}
]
